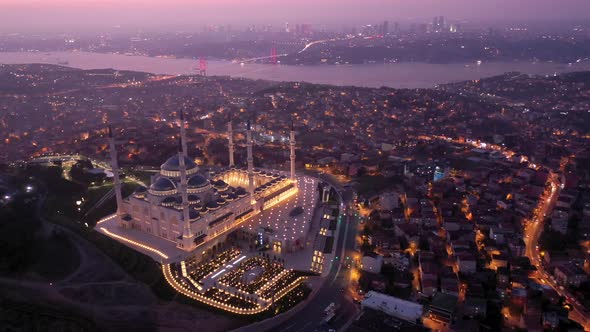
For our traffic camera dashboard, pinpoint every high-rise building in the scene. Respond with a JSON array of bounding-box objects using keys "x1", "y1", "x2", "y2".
[{"x1": 433, "y1": 16, "x2": 446, "y2": 33}]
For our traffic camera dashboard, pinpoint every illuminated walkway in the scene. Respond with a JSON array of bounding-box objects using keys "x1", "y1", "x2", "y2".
[
  {"x1": 97, "y1": 216, "x2": 186, "y2": 262},
  {"x1": 162, "y1": 263, "x2": 306, "y2": 315}
]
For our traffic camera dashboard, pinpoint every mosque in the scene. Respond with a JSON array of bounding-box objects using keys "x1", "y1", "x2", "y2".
[{"x1": 105, "y1": 112, "x2": 303, "y2": 258}]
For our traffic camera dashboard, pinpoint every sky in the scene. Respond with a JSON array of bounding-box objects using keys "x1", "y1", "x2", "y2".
[{"x1": 1, "y1": 0, "x2": 590, "y2": 33}]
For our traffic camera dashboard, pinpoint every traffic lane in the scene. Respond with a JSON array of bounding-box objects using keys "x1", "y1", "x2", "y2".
[
  {"x1": 275, "y1": 200, "x2": 359, "y2": 332},
  {"x1": 276, "y1": 271, "x2": 348, "y2": 332},
  {"x1": 324, "y1": 216, "x2": 360, "y2": 331},
  {"x1": 276, "y1": 213, "x2": 360, "y2": 331},
  {"x1": 274, "y1": 212, "x2": 350, "y2": 332},
  {"x1": 525, "y1": 185, "x2": 590, "y2": 327}
]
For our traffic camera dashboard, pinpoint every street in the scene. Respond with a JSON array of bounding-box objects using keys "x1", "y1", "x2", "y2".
[
  {"x1": 524, "y1": 173, "x2": 589, "y2": 330},
  {"x1": 274, "y1": 188, "x2": 360, "y2": 332}
]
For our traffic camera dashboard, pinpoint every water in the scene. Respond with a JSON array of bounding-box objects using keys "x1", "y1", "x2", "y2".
[{"x1": 1, "y1": 51, "x2": 589, "y2": 88}]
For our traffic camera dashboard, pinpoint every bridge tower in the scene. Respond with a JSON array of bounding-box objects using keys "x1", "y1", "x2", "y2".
[
  {"x1": 270, "y1": 47, "x2": 278, "y2": 64},
  {"x1": 199, "y1": 56, "x2": 207, "y2": 76}
]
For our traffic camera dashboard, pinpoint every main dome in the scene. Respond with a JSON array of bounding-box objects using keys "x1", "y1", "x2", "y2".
[{"x1": 160, "y1": 155, "x2": 199, "y2": 177}]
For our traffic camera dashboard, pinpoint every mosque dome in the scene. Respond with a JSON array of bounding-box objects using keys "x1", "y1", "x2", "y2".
[
  {"x1": 206, "y1": 201, "x2": 219, "y2": 210},
  {"x1": 135, "y1": 186, "x2": 148, "y2": 193},
  {"x1": 188, "y1": 174, "x2": 210, "y2": 188},
  {"x1": 160, "y1": 155, "x2": 199, "y2": 176},
  {"x1": 149, "y1": 177, "x2": 177, "y2": 195},
  {"x1": 189, "y1": 209, "x2": 201, "y2": 221},
  {"x1": 133, "y1": 186, "x2": 148, "y2": 198},
  {"x1": 162, "y1": 196, "x2": 176, "y2": 206},
  {"x1": 188, "y1": 194, "x2": 201, "y2": 204},
  {"x1": 235, "y1": 187, "x2": 248, "y2": 197},
  {"x1": 213, "y1": 180, "x2": 229, "y2": 190}
]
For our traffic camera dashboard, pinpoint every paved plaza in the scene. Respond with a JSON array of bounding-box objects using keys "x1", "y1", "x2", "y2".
[{"x1": 242, "y1": 175, "x2": 318, "y2": 248}]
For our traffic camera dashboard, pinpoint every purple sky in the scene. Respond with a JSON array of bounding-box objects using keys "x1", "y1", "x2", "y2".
[{"x1": 1, "y1": 0, "x2": 589, "y2": 33}]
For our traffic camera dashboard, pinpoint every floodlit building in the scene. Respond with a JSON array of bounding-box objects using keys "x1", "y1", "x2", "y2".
[
  {"x1": 361, "y1": 291, "x2": 423, "y2": 323},
  {"x1": 428, "y1": 293, "x2": 458, "y2": 324}
]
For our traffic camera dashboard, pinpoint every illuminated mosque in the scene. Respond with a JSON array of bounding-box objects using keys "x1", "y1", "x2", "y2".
[{"x1": 104, "y1": 112, "x2": 303, "y2": 258}]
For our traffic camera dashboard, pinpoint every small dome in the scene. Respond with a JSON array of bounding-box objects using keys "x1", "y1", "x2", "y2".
[
  {"x1": 188, "y1": 194, "x2": 200, "y2": 203},
  {"x1": 206, "y1": 201, "x2": 219, "y2": 210},
  {"x1": 189, "y1": 209, "x2": 201, "y2": 221},
  {"x1": 162, "y1": 196, "x2": 176, "y2": 204},
  {"x1": 188, "y1": 174, "x2": 209, "y2": 188},
  {"x1": 134, "y1": 186, "x2": 148, "y2": 198},
  {"x1": 150, "y1": 177, "x2": 176, "y2": 192},
  {"x1": 135, "y1": 186, "x2": 147, "y2": 193},
  {"x1": 160, "y1": 155, "x2": 198, "y2": 174},
  {"x1": 217, "y1": 197, "x2": 226, "y2": 205}
]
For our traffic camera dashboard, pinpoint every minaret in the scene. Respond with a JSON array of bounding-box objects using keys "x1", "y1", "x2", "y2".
[
  {"x1": 246, "y1": 119, "x2": 255, "y2": 199},
  {"x1": 228, "y1": 120, "x2": 235, "y2": 167},
  {"x1": 108, "y1": 125, "x2": 124, "y2": 226},
  {"x1": 289, "y1": 121, "x2": 296, "y2": 181},
  {"x1": 179, "y1": 109, "x2": 188, "y2": 158},
  {"x1": 178, "y1": 140, "x2": 193, "y2": 240}
]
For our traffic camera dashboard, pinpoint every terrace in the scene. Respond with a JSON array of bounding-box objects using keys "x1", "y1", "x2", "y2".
[{"x1": 166, "y1": 249, "x2": 307, "y2": 314}]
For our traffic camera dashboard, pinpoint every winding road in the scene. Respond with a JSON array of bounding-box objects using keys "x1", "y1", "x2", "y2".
[{"x1": 525, "y1": 173, "x2": 589, "y2": 329}]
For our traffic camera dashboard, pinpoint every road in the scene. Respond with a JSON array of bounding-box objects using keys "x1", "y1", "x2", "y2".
[
  {"x1": 274, "y1": 187, "x2": 360, "y2": 332},
  {"x1": 524, "y1": 173, "x2": 589, "y2": 330}
]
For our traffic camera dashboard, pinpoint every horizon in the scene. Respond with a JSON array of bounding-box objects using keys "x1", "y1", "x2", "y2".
[{"x1": 1, "y1": 0, "x2": 590, "y2": 33}]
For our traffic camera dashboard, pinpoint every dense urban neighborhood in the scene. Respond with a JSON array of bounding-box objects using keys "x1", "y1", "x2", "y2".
[{"x1": 1, "y1": 61, "x2": 590, "y2": 332}]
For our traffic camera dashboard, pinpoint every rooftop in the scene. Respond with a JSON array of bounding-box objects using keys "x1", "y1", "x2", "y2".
[{"x1": 361, "y1": 291, "x2": 423, "y2": 322}]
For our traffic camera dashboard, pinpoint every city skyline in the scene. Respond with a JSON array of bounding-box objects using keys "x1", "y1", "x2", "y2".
[{"x1": 1, "y1": 0, "x2": 590, "y2": 33}]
